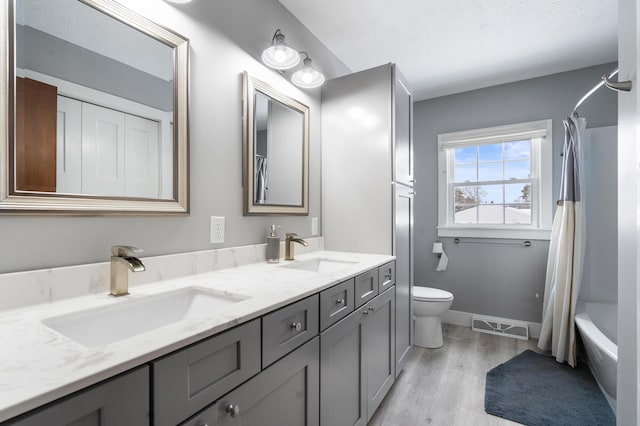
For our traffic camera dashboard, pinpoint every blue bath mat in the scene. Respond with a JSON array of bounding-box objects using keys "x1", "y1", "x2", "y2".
[{"x1": 485, "y1": 350, "x2": 615, "y2": 425}]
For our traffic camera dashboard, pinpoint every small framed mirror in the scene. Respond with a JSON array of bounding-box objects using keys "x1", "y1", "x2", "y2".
[
  {"x1": 242, "y1": 72, "x2": 309, "y2": 215},
  {"x1": 0, "y1": 0, "x2": 189, "y2": 214}
]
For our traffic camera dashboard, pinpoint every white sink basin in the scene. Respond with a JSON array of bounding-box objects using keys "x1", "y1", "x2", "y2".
[
  {"x1": 281, "y1": 258, "x2": 358, "y2": 273},
  {"x1": 42, "y1": 287, "x2": 248, "y2": 348}
]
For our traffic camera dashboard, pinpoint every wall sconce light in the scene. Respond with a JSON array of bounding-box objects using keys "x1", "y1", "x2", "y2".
[
  {"x1": 261, "y1": 29, "x2": 300, "y2": 70},
  {"x1": 291, "y1": 52, "x2": 325, "y2": 89},
  {"x1": 261, "y1": 30, "x2": 325, "y2": 89}
]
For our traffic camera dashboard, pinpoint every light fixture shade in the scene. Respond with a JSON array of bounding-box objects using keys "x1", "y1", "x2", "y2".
[
  {"x1": 291, "y1": 57, "x2": 325, "y2": 89},
  {"x1": 262, "y1": 30, "x2": 300, "y2": 70}
]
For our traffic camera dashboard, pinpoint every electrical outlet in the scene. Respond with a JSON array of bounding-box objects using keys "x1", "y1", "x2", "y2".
[
  {"x1": 311, "y1": 217, "x2": 319, "y2": 236},
  {"x1": 210, "y1": 216, "x2": 225, "y2": 243}
]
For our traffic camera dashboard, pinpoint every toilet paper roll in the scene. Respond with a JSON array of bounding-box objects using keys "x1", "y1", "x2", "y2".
[
  {"x1": 436, "y1": 250, "x2": 448, "y2": 272},
  {"x1": 432, "y1": 242, "x2": 443, "y2": 254}
]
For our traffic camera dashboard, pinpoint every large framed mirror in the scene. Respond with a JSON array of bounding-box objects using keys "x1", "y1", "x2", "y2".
[
  {"x1": 0, "y1": 0, "x2": 189, "y2": 214},
  {"x1": 242, "y1": 72, "x2": 309, "y2": 215}
]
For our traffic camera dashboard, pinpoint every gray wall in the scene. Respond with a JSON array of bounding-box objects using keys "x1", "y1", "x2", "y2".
[
  {"x1": 580, "y1": 126, "x2": 618, "y2": 303},
  {"x1": 0, "y1": 0, "x2": 349, "y2": 274},
  {"x1": 414, "y1": 63, "x2": 618, "y2": 323}
]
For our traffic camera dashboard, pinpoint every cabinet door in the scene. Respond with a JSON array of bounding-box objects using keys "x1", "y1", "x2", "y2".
[
  {"x1": 395, "y1": 184, "x2": 414, "y2": 375},
  {"x1": 365, "y1": 288, "x2": 396, "y2": 421},
  {"x1": 6, "y1": 366, "x2": 149, "y2": 426},
  {"x1": 394, "y1": 67, "x2": 413, "y2": 185},
  {"x1": 320, "y1": 308, "x2": 366, "y2": 426},
  {"x1": 217, "y1": 337, "x2": 319, "y2": 426}
]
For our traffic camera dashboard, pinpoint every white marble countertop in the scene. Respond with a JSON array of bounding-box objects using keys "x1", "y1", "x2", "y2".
[{"x1": 0, "y1": 250, "x2": 394, "y2": 422}]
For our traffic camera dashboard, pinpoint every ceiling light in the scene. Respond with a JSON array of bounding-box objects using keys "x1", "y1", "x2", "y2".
[
  {"x1": 261, "y1": 29, "x2": 300, "y2": 70},
  {"x1": 291, "y1": 53, "x2": 325, "y2": 89}
]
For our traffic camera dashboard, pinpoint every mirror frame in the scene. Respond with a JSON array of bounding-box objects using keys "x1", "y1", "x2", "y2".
[
  {"x1": 0, "y1": 0, "x2": 190, "y2": 215},
  {"x1": 242, "y1": 72, "x2": 309, "y2": 215}
]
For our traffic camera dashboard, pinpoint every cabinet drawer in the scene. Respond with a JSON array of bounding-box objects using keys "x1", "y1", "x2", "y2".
[
  {"x1": 378, "y1": 261, "x2": 396, "y2": 293},
  {"x1": 355, "y1": 269, "x2": 379, "y2": 308},
  {"x1": 153, "y1": 319, "x2": 261, "y2": 426},
  {"x1": 320, "y1": 278, "x2": 355, "y2": 331},
  {"x1": 262, "y1": 294, "x2": 319, "y2": 367}
]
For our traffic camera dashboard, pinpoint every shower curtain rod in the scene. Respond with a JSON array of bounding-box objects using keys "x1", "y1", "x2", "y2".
[{"x1": 572, "y1": 68, "x2": 632, "y2": 116}]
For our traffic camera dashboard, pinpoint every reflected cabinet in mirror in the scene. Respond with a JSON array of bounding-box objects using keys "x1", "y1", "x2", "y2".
[
  {"x1": 243, "y1": 72, "x2": 309, "y2": 215},
  {"x1": 0, "y1": 0, "x2": 189, "y2": 214}
]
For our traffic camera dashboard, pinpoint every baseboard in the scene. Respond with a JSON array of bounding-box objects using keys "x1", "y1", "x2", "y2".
[{"x1": 442, "y1": 309, "x2": 541, "y2": 339}]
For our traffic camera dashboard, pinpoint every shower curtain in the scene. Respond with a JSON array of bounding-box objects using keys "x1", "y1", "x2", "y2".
[
  {"x1": 538, "y1": 116, "x2": 586, "y2": 367},
  {"x1": 255, "y1": 155, "x2": 268, "y2": 204}
]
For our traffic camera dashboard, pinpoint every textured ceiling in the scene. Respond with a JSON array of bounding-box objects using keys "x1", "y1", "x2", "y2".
[
  {"x1": 17, "y1": 0, "x2": 173, "y2": 81},
  {"x1": 278, "y1": 0, "x2": 618, "y2": 100}
]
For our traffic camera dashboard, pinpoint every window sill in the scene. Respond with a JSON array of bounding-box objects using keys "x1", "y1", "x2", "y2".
[{"x1": 437, "y1": 226, "x2": 551, "y2": 240}]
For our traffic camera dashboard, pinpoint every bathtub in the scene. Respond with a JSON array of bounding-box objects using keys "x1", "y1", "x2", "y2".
[{"x1": 574, "y1": 300, "x2": 617, "y2": 412}]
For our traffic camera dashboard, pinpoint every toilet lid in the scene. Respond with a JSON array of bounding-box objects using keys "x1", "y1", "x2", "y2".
[{"x1": 413, "y1": 286, "x2": 453, "y2": 301}]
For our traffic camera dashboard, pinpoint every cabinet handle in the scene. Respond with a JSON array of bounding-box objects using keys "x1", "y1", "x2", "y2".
[
  {"x1": 362, "y1": 309, "x2": 369, "y2": 315},
  {"x1": 226, "y1": 404, "x2": 240, "y2": 417},
  {"x1": 290, "y1": 322, "x2": 302, "y2": 331},
  {"x1": 368, "y1": 306, "x2": 374, "y2": 311},
  {"x1": 335, "y1": 298, "x2": 345, "y2": 305},
  {"x1": 384, "y1": 272, "x2": 392, "y2": 280}
]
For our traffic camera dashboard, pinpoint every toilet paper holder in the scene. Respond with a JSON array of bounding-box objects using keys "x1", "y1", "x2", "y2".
[{"x1": 432, "y1": 240, "x2": 444, "y2": 258}]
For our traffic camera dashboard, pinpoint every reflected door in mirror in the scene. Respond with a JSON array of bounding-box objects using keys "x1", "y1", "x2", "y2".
[{"x1": 15, "y1": 77, "x2": 57, "y2": 192}]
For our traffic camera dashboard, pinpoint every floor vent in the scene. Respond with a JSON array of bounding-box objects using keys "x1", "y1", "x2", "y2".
[{"x1": 472, "y1": 315, "x2": 529, "y2": 340}]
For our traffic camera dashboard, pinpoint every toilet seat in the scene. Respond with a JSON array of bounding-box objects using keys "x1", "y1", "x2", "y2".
[{"x1": 413, "y1": 286, "x2": 453, "y2": 302}]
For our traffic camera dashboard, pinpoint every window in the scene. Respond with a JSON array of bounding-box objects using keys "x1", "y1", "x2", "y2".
[{"x1": 437, "y1": 120, "x2": 552, "y2": 240}]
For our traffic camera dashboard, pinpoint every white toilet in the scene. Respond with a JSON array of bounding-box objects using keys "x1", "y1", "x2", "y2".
[{"x1": 413, "y1": 286, "x2": 454, "y2": 348}]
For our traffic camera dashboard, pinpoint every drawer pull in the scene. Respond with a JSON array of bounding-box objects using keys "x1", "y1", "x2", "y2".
[
  {"x1": 290, "y1": 322, "x2": 303, "y2": 331},
  {"x1": 368, "y1": 306, "x2": 375, "y2": 311},
  {"x1": 226, "y1": 404, "x2": 240, "y2": 417},
  {"x1": 384, "y1": 272, "x2": 392, "y2": 280},
  {"x1": 335, "y1": 298, "x2": 345, "y2": 305},
  {"x1": 363, "y1": 309, "x2": 369, "y2": 315}
]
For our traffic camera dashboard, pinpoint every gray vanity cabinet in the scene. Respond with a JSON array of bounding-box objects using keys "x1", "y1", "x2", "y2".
[
  {"x1": 5, "y1": 366, "x2": 149, "y2": 426},
  {"x1": 216, "y1": 337, "x2": 320, "y2": 426},
  {"x1": 320, "y1": 287, "x2": 396, "y2": 426}
]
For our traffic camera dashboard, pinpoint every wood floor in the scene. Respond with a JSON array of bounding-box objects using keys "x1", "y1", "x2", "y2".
[{"x1": 369, "y1": 324, "x2": 540, "y2": 426}]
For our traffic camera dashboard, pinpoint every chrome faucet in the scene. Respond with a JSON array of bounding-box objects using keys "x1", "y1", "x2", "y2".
[
  {"x1": 285, "y1": 233, "x2": 308, "y2": 261},
  {"x1": 110, "y1": 245, "x2": 145, "y2": 297}
]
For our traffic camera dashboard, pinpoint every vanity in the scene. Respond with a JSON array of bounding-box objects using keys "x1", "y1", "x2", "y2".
[{"x1": 0, "y1": 249, "x2": 396, "y2": 426}]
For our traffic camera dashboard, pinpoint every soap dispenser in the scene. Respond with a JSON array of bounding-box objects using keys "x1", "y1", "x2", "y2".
[{"x1": 266, "y1": 225, "x2": 281, "y2": 263}]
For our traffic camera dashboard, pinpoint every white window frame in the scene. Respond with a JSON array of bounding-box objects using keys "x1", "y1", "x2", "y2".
[{"x1": 437, "y1": 119, "x2": 553, "y2": 240}]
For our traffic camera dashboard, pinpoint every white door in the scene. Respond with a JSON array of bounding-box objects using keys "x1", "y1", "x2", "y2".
[
  {"x1": 124, "y1": 114, "x2": 160, "y2": 198},
  {"x1": 56, "y1": 96, "x2": 82, "y2": 194},
  {"x1": 81, "y1": 103, "x2": 125, "y2": 196}
]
